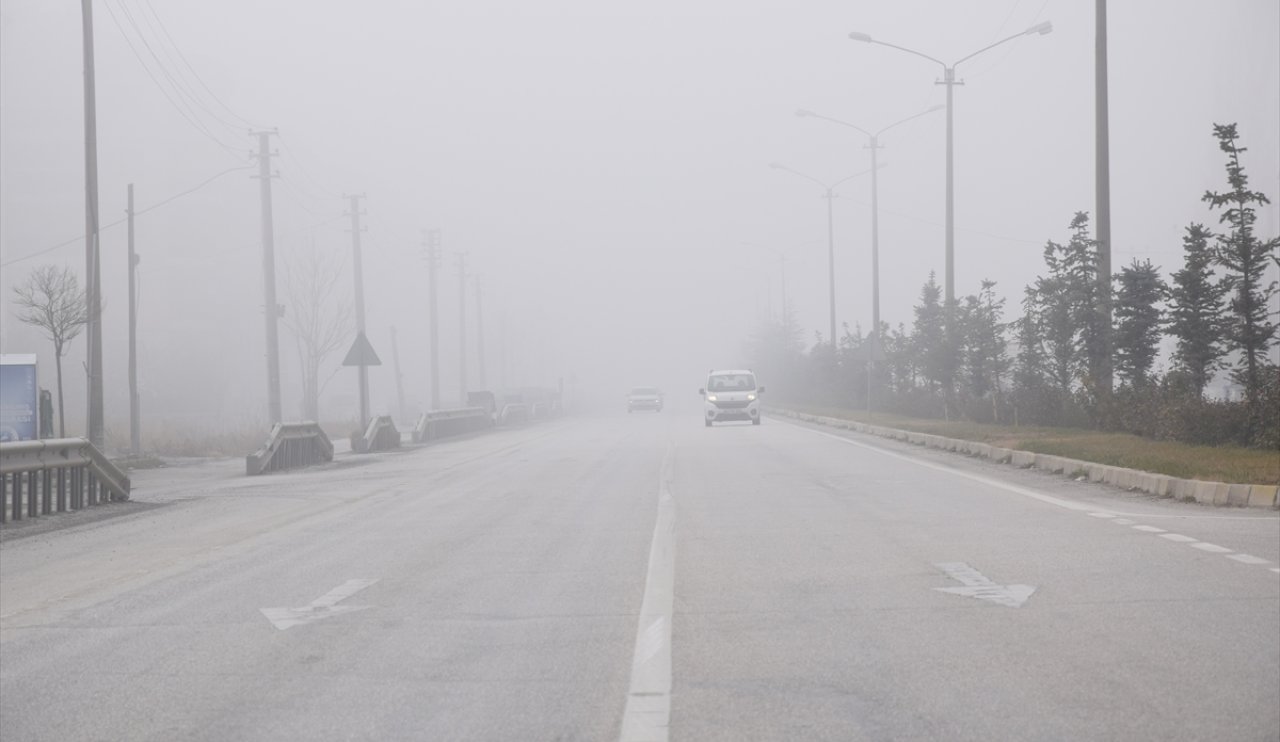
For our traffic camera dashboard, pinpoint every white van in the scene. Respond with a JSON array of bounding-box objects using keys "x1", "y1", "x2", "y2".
[{"x1": 699, "y1": 370, "x2": 764, "y2": 427}]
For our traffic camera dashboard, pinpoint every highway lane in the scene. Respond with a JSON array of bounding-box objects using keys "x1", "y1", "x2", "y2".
[{"x1": 1, "y1": 412, "x2": 1277, "y2": 741}]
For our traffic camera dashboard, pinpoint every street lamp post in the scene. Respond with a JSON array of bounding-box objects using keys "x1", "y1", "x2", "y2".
[
  {"x1": 848, "y1": 22, "x2": 1052, "y2": 309},
  {"x1": 795, "y1": 107, "x2": 941, "y2": 338},
  {"x1": 769, "y1": 163, "x2": 883, "y2": 350}
]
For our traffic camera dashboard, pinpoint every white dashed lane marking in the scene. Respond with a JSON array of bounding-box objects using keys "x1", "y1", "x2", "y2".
[
  {"x1": 1189, "y1": 542, "x2": 1233, "y2": 553},
  {"x1": 1227, "y1": 554, "x2": 1271, "y2": 565},
  {"x1": 784, "y1": 420, "x2": 1279, "y2": 578}
]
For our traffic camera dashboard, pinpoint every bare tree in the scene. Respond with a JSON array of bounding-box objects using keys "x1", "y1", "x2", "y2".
[
  {"x1": 283, "y1": 246, "x2": 352, "y2": 421},
  {"x1": 12, "y1": 265, "x2": 90, "y2": 436}
]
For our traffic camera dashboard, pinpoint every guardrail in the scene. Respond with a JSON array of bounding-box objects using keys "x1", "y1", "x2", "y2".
[
  {"x1": 413, "y1": 407, "x2": 492, "y2": 443},
  {"x1": 355, "y1": 415, "x2": 401, "y2": 453},
  {"x1": 1, "y1": 438, "x2": 131, "y2": 523},
  {"x1": 498, "y1": 403, "x2": 530, "y2": 425},
  {"x1": 246, "y1": 422, "x2": 334, "y2": 475}
]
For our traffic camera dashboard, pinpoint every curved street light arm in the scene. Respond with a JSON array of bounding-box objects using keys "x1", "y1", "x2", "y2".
[
  {"x1": 876, "y1": 104, "x2": 945, "y2": 137},
  {"x1": 770, "y1": 163, "x2": 833, "y2": 191},
  {"x1": 855, "y1": 37, "x2": 948, "y2": 70},
  {"x1": 801, "y1": 110, "x2": 875, "y2": 139},
  {"x1": 952, "y1": 22, "x2": 1053, "y2": 68},
  {"x1": 831, "y1": 162, "x2": 886, "y2": 190}
]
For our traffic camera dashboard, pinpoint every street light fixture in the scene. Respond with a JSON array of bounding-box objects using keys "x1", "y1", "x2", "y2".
[
  {"x1": 795, "y1": 105, "x2": 942, "y2": 410},
  {"x1": 769, "y1": 161, "x2": 884, "y2": 350},
  {"x1": 848, "y1": 21, "x2": 1053, "y2": 308}
]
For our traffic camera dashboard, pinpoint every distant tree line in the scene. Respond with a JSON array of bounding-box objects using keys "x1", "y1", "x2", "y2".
[{"x1": 748, "y1": 123, "x2": 1279, "y2": 449}]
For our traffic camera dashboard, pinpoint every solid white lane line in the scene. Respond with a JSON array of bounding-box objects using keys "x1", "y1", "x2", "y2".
[
  {"x1": 1112, "y1": 518, "x2": 1135, "y2": 525},
  {"x1": 1270, "y1": 568, "x2": 1280, "y2": 574},
  {"x1": 619, "y1": 444, "x2": 676, "y2": 742},
  {"x1": 1088, "y1": 512, "x2": 1118, "y2": 519},
  {"x1": 1226, "y1": 554, "x2": 1271, "y2": 565},
  {"x1": 1189, "y1": 542, "x2": 1233, "y2": 553},
  {"x1": 1159, "y1": 534, "x2": 1198, "y2": 543},
  {"x1": 1132, "y1": 525, "x2": 1166, "y2": 533},
  {"x1": 781, "y1": 420, "x2": 1094, "y2": 512}
]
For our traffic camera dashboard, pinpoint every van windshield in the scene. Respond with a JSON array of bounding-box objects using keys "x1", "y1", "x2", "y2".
[
  {"x1": 707, "y1": 374, "x2": 755, "y2": 392},
  {"x1": 631, "y1": 388, "x2": 659, "y2": 395}
]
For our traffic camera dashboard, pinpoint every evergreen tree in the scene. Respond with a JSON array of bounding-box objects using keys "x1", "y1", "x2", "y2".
[
  {"x1": 1113, "y1": 259, "x2": 1166, "y2": 387},
  {"x1": 910, "y1": 273, "x2": 947, "y2": 393},
  {"x1": 1166, "y1": 224, "x2": 1228, "y2": 395},
  {"x1": 959, "y1": 279, "x2": 1009, "y2": 402},
  {"x1": 1203, "y1": 123, "x2": 1280, "y2": 404}
]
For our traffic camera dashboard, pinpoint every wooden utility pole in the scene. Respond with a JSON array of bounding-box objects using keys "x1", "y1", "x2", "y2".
[
  {"x1": 254, "y1": 130, "x2": 282, "y2": 424},
  {"x1": 127, "y1": 184, "x2": 140, "y2": 455},
  {"x1": 456, "y1": 252, "x2": 468, "y2": 405},
  {"x1": 82, "y1": 0, "x2": 104, "y2": 447},
  {"x1": 424, "y1": 229, "x2": 441, "y2": 409},
  {"x1": 347, "y1": 194, "x2": 369, "y2": 427}
]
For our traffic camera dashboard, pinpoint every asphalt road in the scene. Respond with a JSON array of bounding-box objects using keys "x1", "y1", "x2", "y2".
[{"x1": 2, "y1": 412, "x2": 1277, "y2": 741}]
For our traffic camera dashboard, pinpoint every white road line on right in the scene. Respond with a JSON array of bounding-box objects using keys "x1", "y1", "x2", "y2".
[
  {"x1": 1271, "y1": 568, "x2": 1280, "y2": 574},
  {"x1": 782, "y1": 420, "x2": 1279, "y2": 574},
  {"x1": 1227, "y1": 554, "x2": 1272, "y2": 565}
]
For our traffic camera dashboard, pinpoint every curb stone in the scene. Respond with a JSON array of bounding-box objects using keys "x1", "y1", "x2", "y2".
[{"x1": 769, "y1": 407, "x2": 1278, "y2": 509}]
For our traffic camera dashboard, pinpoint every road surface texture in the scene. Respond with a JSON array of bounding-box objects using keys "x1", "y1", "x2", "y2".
[{"x1": 2, "y1": 413, "x2": 1277, "y2": 741}]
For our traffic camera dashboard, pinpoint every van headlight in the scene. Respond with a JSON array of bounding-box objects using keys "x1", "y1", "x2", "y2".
[
  {"x1": 707, "y1": 394, "x2": 718, "y2": 402},
  {"x1": 747, "y1": 393, "x2": 756, "y2": 401}
]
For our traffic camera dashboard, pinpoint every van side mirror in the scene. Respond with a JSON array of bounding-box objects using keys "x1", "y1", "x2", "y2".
[
  {"x1": 698, "y1": 388, "x2": 705, "y2": 396},
  {"x1": 758, "y1": 386, "x2": 766, "y2": 394}
]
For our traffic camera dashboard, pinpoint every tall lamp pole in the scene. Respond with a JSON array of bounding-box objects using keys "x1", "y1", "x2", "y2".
[
  {"x1": 848, "y1": 22, "x2": 1052, "y2": 309},
  {"x1": 768, "y1": 163, "x2": 882, "y2": 349},
  {"x1": 795, "y1": 106, "x2": 941, "y2": 409}
]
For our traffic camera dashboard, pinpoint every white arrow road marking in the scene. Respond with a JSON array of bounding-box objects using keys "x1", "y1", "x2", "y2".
[
  {"x1": 933, "y1": 562, "x2": 1036, "y2": 608},
  {"x1": 619, "y1": 445, "x2": 676, "y2": 742},
  {"x1": 260, "y1": 578, "x2": 380, "y2": 630}
]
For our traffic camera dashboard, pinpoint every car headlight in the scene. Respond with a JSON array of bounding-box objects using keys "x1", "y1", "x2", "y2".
[
  {"x1": 747, "y1": 393, "x2": 756, "y2": 401},
  {"x1": 707, "y1": 394, "x2": 718, "y2": 402}
]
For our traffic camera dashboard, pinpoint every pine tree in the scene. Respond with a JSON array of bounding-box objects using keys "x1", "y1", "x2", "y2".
[
  {"x1": 1203, "y1": 123, "x2": 1279, "y2": 404},
  {"x1": 1166, "y1": 224, "x2": 1228, "y2": 396},
  {"x1": 1113, "y1": 259, "x2": 1166, "y2": 387},
  {"x1": 911, "y1": 273, "x2": 946, "y2": 393}
]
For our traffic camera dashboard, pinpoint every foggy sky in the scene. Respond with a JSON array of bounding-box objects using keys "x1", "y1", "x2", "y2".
[{"x1": 2, "y1": 0, "x2": 1277, "y2": 434}]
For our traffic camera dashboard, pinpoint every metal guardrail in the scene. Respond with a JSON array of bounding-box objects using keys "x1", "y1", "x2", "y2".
[
  {"x1": 412, "y1": 407, "x2": 492, "y2": 443},
  {"x1": 498, "y1": 403, "x2": 530, "y2": 425},
  {"x1": 355, "y1": 415, "x2": 401, "y2": 453},
  {"x1": 1, "y1": 438, "x2": 131, "y2": 523},
  {"x1": 246, "y1": 422, "x2": 334, "y2": 475}
]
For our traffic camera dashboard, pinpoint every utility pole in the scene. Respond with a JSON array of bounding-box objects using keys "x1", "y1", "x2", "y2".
[
  {"x1": 424, "y1": 229, "x2": 441, "y2": 409},
  {"x1": 390, "y1": 325, "x2": 406, "y2": 422},
  {"x1": 499, "y1": 309, "x2": 507, "y2": 392},
  {"x1": 347, "y1": 194, "x2": 369, "y2": 428},
  {"x1": 475, "y1": 276, "x2": 487, "y2": 390},
  {"x1": 81, "y1": 0, "x2": 104, "y2": 448},
  {"x1": 253, "y1": 130, "x2": 282, "y2": 424},
  {"x1": 127, "y1": 184, "x2": 140, "y2": 455},
  {"x1": 456, "y1": 252, "x2": 468, "y2": 405},
  {"x1": 1096, "y1": 0, "x2": 1114, "y2": 403},
  {"x1": 824, "y1": 189, "x2": 837, "y2": 349}
]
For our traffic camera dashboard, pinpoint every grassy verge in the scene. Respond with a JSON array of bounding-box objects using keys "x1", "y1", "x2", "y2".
[{"x1": 782, "y1": 404, "x2": 1279, "y2": 486}]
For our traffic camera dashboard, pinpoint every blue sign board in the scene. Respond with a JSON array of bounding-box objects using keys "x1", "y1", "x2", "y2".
[{"x1": 0, "y1": 355, "x2": 39, "y2": 442}]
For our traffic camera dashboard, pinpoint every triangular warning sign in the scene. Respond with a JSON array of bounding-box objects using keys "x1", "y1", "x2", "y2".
[{"x1": 342, "y1": 331, "x2": 382, "y2": 367}]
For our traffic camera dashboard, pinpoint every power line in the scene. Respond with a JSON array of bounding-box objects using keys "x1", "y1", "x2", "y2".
[
  {"x1": 1, "y1": 166, "x2": 253, "y2": 268},
  {"x1": 138, "y1": 0, "x2": 262, "y2": 130},
  {"x1": 101, "y1": 0, "x2": 244, "y2": 157}
]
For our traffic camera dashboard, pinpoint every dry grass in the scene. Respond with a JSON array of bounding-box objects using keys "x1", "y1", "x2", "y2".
[{"x1": 787, "y1": 404, "x2": 1280, "y2": 485}]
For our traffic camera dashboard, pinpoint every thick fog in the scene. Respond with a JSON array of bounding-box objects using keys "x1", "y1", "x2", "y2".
[{"x1": 1, "y1": 1, "x2": 1277, "y2": 436}]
